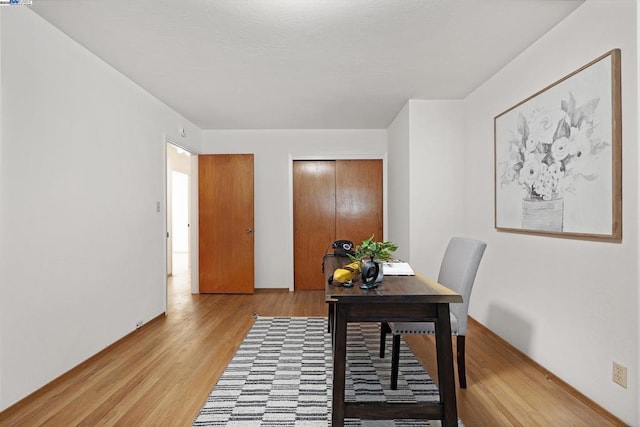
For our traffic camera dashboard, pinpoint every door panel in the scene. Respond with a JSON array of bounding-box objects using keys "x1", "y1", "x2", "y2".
[
  {"x1": 292, "y1": 159, "x2": 383, "y2": 291},
  {"x1": 293, "y1": 161, "x2": 336, "y2": 291},
  {"x1": 199, "y1": 154, "x2": 254, "y2": 293},
  {"x1": 336, "y1": 160, "x2": 383, "y2": 245}
]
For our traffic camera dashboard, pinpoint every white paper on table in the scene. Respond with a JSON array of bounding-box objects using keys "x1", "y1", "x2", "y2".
[{"x1": 381, "y1": 262, "x2": 415, "y2": 275}]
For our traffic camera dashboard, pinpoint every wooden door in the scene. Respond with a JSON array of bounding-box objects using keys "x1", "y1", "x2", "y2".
[
  {"x1": 293, "y1": 159, "x2": 383, "y2": 290},
  {"x1": 199, "y1": 154, "x2": 254, "y2": 293},
  {"x1": 293, "y1": 161, "x2": 336, "y2": 290},
  {"x1": 336, "y1": 160, "x2": 383, "y2": 244}
]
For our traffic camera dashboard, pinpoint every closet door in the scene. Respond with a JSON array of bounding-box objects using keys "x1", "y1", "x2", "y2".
[
  {"x1": 293, "y1": 161, "x2": 336, "y2": 290},
  {"x1": 293, "y1": 159, "x2": 383, "y2": 290},
  {"x1": 336, "y1": 160, "x2": 383, "y2": 244}
]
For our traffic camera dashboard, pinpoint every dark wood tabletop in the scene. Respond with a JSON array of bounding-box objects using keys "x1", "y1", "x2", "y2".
[{"x1": 324, "y1": 255, "x2": 462, "y2": 304}]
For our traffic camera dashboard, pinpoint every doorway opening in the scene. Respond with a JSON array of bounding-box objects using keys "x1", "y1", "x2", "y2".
[
  {"x1": 166, "y1": 142, "x2": 193, "y2": 311},
  {"x1": 171, "y1": 170, "x2": 190, "y2": 274}
]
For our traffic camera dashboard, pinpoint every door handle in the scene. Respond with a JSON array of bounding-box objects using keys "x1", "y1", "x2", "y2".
[{"x1": 246, "y1": 228, "x2": 253, "y2": 234}]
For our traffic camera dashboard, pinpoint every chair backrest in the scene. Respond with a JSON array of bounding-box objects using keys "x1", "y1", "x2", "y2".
[{"x1": 437, "y1": 237, "x2": 486, "y2": 335}]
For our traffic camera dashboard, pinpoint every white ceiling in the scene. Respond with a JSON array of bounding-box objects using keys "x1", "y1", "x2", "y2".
[{"x1": 30, "y1": 0, "x2": 584, "y2": 130}]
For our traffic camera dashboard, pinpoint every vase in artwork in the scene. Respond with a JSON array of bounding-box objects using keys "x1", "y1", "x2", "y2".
[{"x1": 522, "y1": 197, "x2": 564, "y2": 232}]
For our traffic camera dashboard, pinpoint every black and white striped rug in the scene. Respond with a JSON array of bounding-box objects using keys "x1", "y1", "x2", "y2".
[{"x1": 193, "y1": 317, "x2": 462, "y2": 426}]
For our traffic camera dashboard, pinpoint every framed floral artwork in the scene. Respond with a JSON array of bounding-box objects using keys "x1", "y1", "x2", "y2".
[{"x1": 494, "y1": 49, "x2": 622, "y2": 241}]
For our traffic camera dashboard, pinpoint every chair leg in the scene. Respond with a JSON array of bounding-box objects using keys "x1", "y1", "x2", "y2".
[
  {"x1": 391, "y1": 334, "x2": 400, "y2": 390},
  {"x1": 457, "y1": 335, "x2": 467, "y2": 389},
  {"x1": 379, "y1": 322, "x2": 391, "y2": 358}
]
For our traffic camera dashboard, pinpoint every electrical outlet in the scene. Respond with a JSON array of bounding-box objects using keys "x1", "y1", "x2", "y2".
[
  {"x1": 612, "y1": 362, "x2": 627, "y2": 388},
  {"x1": 136, "y1": 320, "x2": 144, "y2": 329}
]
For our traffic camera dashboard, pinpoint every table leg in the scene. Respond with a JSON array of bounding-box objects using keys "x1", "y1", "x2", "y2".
[
  {"x1": 331, "y1": 304, "x2": 347, "y2": 427},
  {"x1": 327, "y1": 302, "x2": 334, "y2": 333},
  {"x1": 435, "y1": 303, "x2": 458, "y2": 427}
]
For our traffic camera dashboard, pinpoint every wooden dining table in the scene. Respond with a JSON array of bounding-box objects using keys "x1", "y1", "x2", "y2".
[{"x1": 324, "y1": 255, "x2": 462, "y2": 427}]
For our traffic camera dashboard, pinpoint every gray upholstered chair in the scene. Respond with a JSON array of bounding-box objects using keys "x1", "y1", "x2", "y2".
[{"x1": 380, "y1": 237, "x2": 486, "y2": 389}]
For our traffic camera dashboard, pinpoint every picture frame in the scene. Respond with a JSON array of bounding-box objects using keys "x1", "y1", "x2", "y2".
[{"x1": 494, "y1": 49, "x2": 622, "y2": 241}]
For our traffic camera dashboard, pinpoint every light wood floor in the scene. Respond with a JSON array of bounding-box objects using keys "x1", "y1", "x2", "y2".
[{"x1": 0, "y1": 270, "x2": 624, "y2": 426}]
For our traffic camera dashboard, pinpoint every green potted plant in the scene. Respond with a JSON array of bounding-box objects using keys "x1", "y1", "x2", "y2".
[{"x1": 349, "y1": 235, "x2": 398, "y2": 263}]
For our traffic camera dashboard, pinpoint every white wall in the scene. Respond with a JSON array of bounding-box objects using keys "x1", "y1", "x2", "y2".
[
  {"x1": 0, "y1": 8, "x2": 201, "y2": 410},
  {"x1": 201, "y1": 130, "x2": 387, "y2": 290},
  {"x1": 408, "y1": 100, "x2": 466, "y2": 279},
  {"x1": 387, "y1": 103, "x2": 411, "y2": 261},
  {"x1": 168, "y1": 144, "x2": 192, "y2": 175},
  {"x1": 464, "y1": 0, "x2": 638, "y2": 423},
  {"x1": 387, "y1": 100, "x2": 466, "y2": 279}
]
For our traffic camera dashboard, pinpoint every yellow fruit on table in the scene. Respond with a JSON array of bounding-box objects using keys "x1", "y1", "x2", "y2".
[{"x1": 330, "y1": 262, "x2": 360, "y2": 285}]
